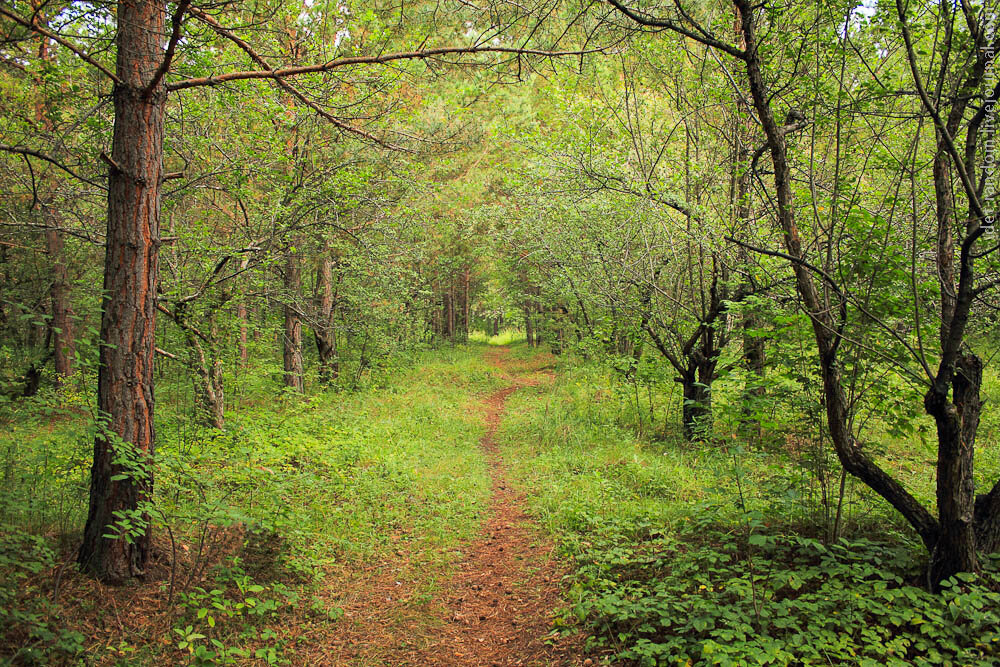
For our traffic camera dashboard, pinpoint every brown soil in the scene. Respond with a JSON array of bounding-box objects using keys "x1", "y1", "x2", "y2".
[{"x1": 305, "y1": 346, "x2": 592, "y2": 666}]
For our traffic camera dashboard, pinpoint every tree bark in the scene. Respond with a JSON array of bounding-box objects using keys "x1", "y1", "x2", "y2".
[
  {"x1": 314, "y1": 253, "x2": 339, "y2": 383},
  {"x1": 45, "y1": 224, "x2": 75, "y2": 381},
  {"x1": 927, "y1": 352, "x2": 982, "y2": 584},
  {"x1": 78, "y1": 0, "x2": 166, "y2": 582},
  {"x1": 283, "y1": 247, "x2": 304, "y2": 392}
]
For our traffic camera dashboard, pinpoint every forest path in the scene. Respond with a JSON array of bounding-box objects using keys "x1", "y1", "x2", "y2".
[{"x1": 306, "y1": 346, "x2": 588, "y2": 666}]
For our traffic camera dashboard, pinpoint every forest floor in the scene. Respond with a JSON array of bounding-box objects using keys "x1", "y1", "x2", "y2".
[{"x1": 293, "y1": 346, "x2": 592, "y2": 666}]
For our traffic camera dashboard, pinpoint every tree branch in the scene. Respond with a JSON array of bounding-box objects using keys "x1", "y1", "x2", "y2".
[
  {"x1": 0, "y1": 144, "x2": 106, "y2": 189},
  {"x1": 144, "y1": 0, "x2": 191, "y2": 96},
  {"x1": 0, "y1": 5, "x2": 121, "y2": 84},
  {"x1": 186, "y1": 6, "x2": 401, "y2": 149},
  {"x1": 605, "y1": 0, "x2": 746, "y2": 59},
  {"x1": 165, "y1": 44, "x2": 606, "y2": 91}
]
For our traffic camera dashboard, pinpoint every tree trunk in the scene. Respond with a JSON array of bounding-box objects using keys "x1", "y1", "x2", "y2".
[
  {"x1": 462, "y1": 267, "x2": 470, "y2": 342},
  {"x1": 740, "y1": 312, "x2": 764, "y2": 438},
  {"x1": 681, "y1": 365, "x2": 713, "y2": 442},
  {"x1": 33, "y1": 15, "x2": 76, "y2": 384},
  {"x1": 283, "y1": 248, "x2": 304, "y2": 392},
  {"x1": 237, "y1": 300, "x2": 249, "y2": 367},
  {"x1": 314, "y1": 254, "x2": 339, "y2": 383},
  {"x1": 448, "y1": 289, "x2": 455, "y2": 341},
  {"x1": 524, "y1": 302, "x2": 534, "y2": 346},
  {"x1": 78, "y1": 0, "x2": 165, "y2": 582},
  {"x1": 45, "y1": 225, "x2": 75, "y2": 382},
  {"x1": 186, "y1": 333, "x2": 224, "y2": 429},
  {"x1": 928, "y1": 352, "x2": 982, "y2": 585},
  {"x1": 732, "y1": 0, "x2": 942, "y2": 570}
]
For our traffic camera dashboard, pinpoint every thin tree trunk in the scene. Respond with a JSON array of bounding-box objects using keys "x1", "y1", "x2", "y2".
[
  {"x1": 733, "y1": 0, "x2": 941, "y2": 560},
  {"x1": 448, "y1": 289, "x2": 455, "y2": 341},
  {"x1": 314, "y1": 253, "x2": 339, "y2": 383},
  {"x1": 185, "y1": 330, "x2": 224, "y2": 429},
  {"x1": 79, "y1": 0, "x2": 166, "y2": 582},
  {"x1": 283, "y1": 247, "x2": 304, "y2": 392},
  {"x1": 463, "y1": 267, "x2": 470, "y2": 341},
  {"x1": 33, "y1": 15, "x2": 75, "y2": 383},
  {"x1": 237, "y1": 300, "x2": 249, "y2": 367},
  {"x1": 524, "y1": 302, "x2": 534, "y2": 346},
  {"x1": 45, "y1": 225, "x2": 75, "y2": 381}
]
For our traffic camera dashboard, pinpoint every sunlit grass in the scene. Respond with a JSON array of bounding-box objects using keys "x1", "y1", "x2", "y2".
[{"x1": 468, "y1": 328, "x2": 526, "y2": 346}]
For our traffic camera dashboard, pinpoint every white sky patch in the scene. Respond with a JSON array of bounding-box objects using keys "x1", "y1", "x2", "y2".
[{"x1": 840, "y1": 0, "x2": 877, "y2": 38}]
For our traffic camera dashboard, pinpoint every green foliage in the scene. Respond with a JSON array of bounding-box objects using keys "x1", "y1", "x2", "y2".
[
  {"x1": 499, "y1": 350, "x2": 1000, "y2": 665},
  {"x1": 171, "y1": 557, "x2": 299, "y2": 665},
  {"x1": 572, "y1": 520, "x2": 1000, "y2": 666},
  {"x1": 0, "y1": 529, "x2": 85, "y2": 665},
  {"x1": 0, "y1": 345, "x2": 503, "y2": 663}
]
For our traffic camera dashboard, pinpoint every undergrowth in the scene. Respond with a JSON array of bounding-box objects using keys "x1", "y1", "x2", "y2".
[
  {"x1": 498, "y1": 349, "x2": 1000, "y2": 666},
  {"x1": 0, "y1": 345, "x2": 503, "y2": 665}
]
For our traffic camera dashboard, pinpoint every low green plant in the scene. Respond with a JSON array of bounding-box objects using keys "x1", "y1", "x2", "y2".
[
  {"x1": 498, "y1": 350, "x2": 1000, "y2": 666},
  {"x1": 172, "y1": 556, "x2": 298, "y2": 665},
  {"x1": 570, "y1": 515, "x2": 1000, "y2": 666},
  {"x1": 0, "y1": 528, "x2": 86, "y2": 665}
]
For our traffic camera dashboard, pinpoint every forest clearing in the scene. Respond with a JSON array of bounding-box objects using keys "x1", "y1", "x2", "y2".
[{"x1": 4, "y1": 0, "x2": 1000, "y2": 664}]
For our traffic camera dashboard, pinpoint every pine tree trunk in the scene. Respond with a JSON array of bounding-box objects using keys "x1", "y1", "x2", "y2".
[
  {"x1": 33, "y1": 15, "x2": 76, "y2": 383},
  {"x1": 78, "y1": 0, "x2": 165, "y2": 582}
]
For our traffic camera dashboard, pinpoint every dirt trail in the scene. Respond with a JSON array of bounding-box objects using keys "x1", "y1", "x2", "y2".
[
  {"x1": 408, "y1": 346, "x2": 583, "y2": 666},
  {"x1": 306, "y1": 346, "x2": 588, "y2": 666}
]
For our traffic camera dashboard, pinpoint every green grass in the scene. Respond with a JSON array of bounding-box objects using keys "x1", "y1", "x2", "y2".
[
  {"x1": 497, "y1": 350, "x2": 1000, "y2": 666},
  {"x1": 0, "y1": 344, "x2": 507, "y2": 665},
  {"x1": 468, "y1": 328, "x2": 526, "y2": 346}
]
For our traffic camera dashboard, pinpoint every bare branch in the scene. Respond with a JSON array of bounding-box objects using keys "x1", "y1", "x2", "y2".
[
  {"x1": 165, "y1": 44, "x2": 606, "y2": 91},
  {"x1": 0, "y1": 144, "x2": 106, "y2": 189},
  {"x1": 604, "y1": 0, "x2": 746, "y2": 59},
  {"x1": 145, "y1": 0, "x2": 192, "y2": 96},
  {"x1": 186, "y1": 6, "x2": 402, "y2": 149}
]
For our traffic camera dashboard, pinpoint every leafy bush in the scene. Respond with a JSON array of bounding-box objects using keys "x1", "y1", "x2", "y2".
[
  {"x1": 568, "y1": 513, "x2": 1000, "y2": 666},
  {"x1": 0, "y1": 528, "x2": 85, "y2": 665}
]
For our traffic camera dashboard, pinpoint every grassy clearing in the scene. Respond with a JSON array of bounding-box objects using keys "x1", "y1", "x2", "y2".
[
  {"x1": 468, "y1": 329, "x2": 527, "y2": 346},
  {"x1": 498, "y1": 346, "x2": 1000, "y2": 666},
  {"x1": 0, "y1": 345, "x2": 505, "y2": 666}
]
